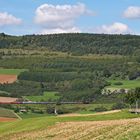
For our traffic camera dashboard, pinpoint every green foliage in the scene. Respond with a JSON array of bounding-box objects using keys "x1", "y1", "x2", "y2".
[
  {"x1": 111, "y1": 102, "x2": 128, "y2": 110},
  {"x1": 93, "y1": 106, "x2": 108, "y2": 112},
  {"x1": 0, "y1": 81, "x2": 45, "y2": 97},
  {"x1": 1, "y1": 33, "x2": 140, "y2": 55}
]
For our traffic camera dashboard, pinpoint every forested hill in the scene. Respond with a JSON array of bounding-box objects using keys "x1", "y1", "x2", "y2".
[{"x1": 0, "y1": 33, "x2": 140, "y2": 55}]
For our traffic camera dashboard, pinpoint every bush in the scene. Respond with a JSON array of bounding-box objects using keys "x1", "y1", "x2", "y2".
[
  {"x1": 92, "y1": 106, "x2": 108, "y2": 112},
  {"x1": 113, "y1": 82, "x2": 123, "y2": 85},
  {"x1": 57, "y1": 108, "x2": 70, "y2": 114},
  {"x1": 46, "y1": 105, "x2": 55, "y2": 114},
  {"x1": 111, "y1": 102, "x2": 127, "y2": 110}
]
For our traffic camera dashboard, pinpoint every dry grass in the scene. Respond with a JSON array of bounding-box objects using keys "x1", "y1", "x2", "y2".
[{"x1": 2, "y1": 118, "x2": 140, "y2": 140}]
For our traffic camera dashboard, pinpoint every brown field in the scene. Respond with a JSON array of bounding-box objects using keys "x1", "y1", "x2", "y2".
[
  {"x1": 0, "y1": 74, "x2": 17, "y2": 84},
  {"x1": 0, "y1": 97, "x2": 18, "y2": 103},
  {"x1": 2, "y1": 118, "x2": 140, "y2": 140},
  {"x1": 0, "y1": 117, "x2": 17, "y2": 122}
]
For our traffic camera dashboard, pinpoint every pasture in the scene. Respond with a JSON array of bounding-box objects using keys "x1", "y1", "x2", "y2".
[
  {"x1": 0, "y1": 68, "x2": 27, "y2": 75},
  {"x1": 107, "y1": 80, "x2": 140, "y2": 90},
  {"x1": 25, "y1": 91, "x2": 60, "y2": 102}
]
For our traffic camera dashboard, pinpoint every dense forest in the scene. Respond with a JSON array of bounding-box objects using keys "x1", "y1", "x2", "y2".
[{"x1": 0, "y1": 33, "x2": 140, "y2": 55}]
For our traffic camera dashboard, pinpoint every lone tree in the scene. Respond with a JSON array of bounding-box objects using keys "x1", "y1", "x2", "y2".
[{"x1": 124, "y1": 87, "x2": 140, "y2": 114}]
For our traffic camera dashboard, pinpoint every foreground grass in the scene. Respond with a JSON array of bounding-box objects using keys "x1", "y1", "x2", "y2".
[
  {"x1": 0, "y1": 69, "x2": 27, "y2": 75},
  {"x1": 0, "y1": 110, "x2": 139, "y2": 139}
]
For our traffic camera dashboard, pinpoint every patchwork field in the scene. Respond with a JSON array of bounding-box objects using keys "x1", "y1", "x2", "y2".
[
  {"x1": 0, "y1": 108, "x2": 17, "y2": 120},
  {"x1": 0, "y1": 110, "x2": 140, "y2": 139},
  {"x1": 7, "y1": 118, "x2": 140, "y2": 140}
]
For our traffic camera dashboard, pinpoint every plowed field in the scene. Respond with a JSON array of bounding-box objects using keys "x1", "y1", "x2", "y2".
[{"x1": 0, "y1": 74, "x2": 17, "y2": 84}]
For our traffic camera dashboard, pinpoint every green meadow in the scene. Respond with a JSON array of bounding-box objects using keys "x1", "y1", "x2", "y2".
[
  {"x1": 0, "y1": 69, "x2": 27, "y2": 75},
  {"x1": 25, "y1": 91, "x2": 60, "y2": 102},
  {"x1": 107, "y1": 80, "x2": 140, "y2": 89}
]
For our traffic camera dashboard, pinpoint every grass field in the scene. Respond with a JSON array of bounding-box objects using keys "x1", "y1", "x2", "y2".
[
  {"x1": 25, "y1": 91, "x2": 60, "y2": 101},
  {"x1": 107, "y1": 80, "x2": 140, "y2": 90},
  {"x1": 0, "y1": 110, "x2": 140, "y2": 139},
  {"x1": 0, "y1": 108, "x2": 18, "y2": 118},
  {"x1": 0, "y1": 69, "x2": 27, "y2": 75}
]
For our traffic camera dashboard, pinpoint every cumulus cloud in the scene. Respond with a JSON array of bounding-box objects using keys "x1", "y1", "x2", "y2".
[
  {"x1": 123, "y1": 6, "x2": 140, "y2": 19},
  {"x1": 35, "y1": 3, "x2": 94, "y2": 34},
  {"x1": 95, "y1": 22, "x2": 130, "y2": 34},
  {"x1": 40, "y1": 27, "x2": 81, "y2": 34},
  {"x1": 0, "y1": 12, "x2": 22, "y2": 26}
]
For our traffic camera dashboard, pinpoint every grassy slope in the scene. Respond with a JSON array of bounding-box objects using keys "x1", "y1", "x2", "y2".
[
  {"x1": 0, "y1": 69, "x2": 27, "y2": 75},
  {"x1": 0, "y1": 108, "x2": 18, "y2": 118},
  {"x1": 0, "y1": 110, "x2": 140, "y2": 138},
  {"x1": 107, "y1": 80, "x2": 140, "y2": 89},
  {"x1": 25, "y1": 91, "x2": 60, "y2": 101}
]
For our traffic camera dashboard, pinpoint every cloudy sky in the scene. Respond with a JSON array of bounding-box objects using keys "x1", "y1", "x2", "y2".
[{"x1": 0, "y1": 0, "x2": 140, "y2": 35}]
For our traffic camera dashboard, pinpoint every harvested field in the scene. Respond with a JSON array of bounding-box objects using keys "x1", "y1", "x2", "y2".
[
  {"x1": 0, "y1": 74, "x2": 17, "y2": 84},
  {"x1": 0, "y1": 117, "x2": 17, "y2": 122},
  {"x1": 2, "y1": 118, "x2": 140, "y2": 140},
  {"x1": 0, "y1": 97, "x2": 18, "y2": 103}
]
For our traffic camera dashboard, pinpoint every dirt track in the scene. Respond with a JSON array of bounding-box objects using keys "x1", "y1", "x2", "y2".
[
  {"x1": 0, "y1": 74, "x2": 17, "y2": 84},
  {"x1": 58, "y1": 110, "x2": 121, "y2": 117}
]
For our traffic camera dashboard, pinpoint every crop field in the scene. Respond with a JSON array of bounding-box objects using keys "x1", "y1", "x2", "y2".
[
  {"x1": 0, "y1": 110, "x2": 140, "y2": 139},
  {"x1": 0, "y1": 117, "x2": 17, "y2": 122},
  {"x1": 0, "y1": 69, "x2": 27, "y2": 75},
  {"x1": 25, "y1": 91, "x2": 60, "y2": 101},
  {"x1": 6, "y1": 118, "x2": 140, "y2": 140},
  {"x1": 0, "y1": 74, "x2": 17, "y2": 84},
  {"x1": 0, "y1": 97, "x2": 18, "y2": 103},
  {"x1": 107, "y1": 80, "x2": 140, "y2": 90},
  {"x1": 0, "y1": 108, "x2": 18, "y2": 118}
]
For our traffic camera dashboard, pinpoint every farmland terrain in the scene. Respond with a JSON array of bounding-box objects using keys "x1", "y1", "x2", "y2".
[{"x1": 0, "y1": 33, "x2": 140, "y2": 139}]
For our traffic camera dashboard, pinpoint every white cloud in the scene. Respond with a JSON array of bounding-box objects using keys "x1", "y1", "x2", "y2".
[
  {"x1": 35, "y1": 3, "x2": 94, "y2": 34},
  {"x1": 123, "y1": 6, "x2": 140, "y2": 19},
  {"x1": 0, "y1": 12, "x2": 22, "y2": 26},
  {"x1": 40, "y1": 27, "x2": 81, "y2": 34},
  {"x1": 95, "y1": 22, "x2": 130, "y2": 34}
]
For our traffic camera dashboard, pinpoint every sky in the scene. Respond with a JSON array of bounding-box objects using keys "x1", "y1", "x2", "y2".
[{"x1": 0, "y1": 0, "x2": 140, "y2": 35}]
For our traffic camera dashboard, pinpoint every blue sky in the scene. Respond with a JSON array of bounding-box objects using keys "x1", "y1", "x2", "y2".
[{"x1": 0, "y1": 0, "x2": 140, "y2": 35}]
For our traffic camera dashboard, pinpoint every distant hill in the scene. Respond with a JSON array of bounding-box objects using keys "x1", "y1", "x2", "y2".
[{"x1": 0, "y1": 33, "x2": 140, "y2": 55}]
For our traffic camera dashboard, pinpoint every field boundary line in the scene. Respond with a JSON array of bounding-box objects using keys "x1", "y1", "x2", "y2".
[{"x1": 12, "y1": 111, "x2": 22, "y2": 120}]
